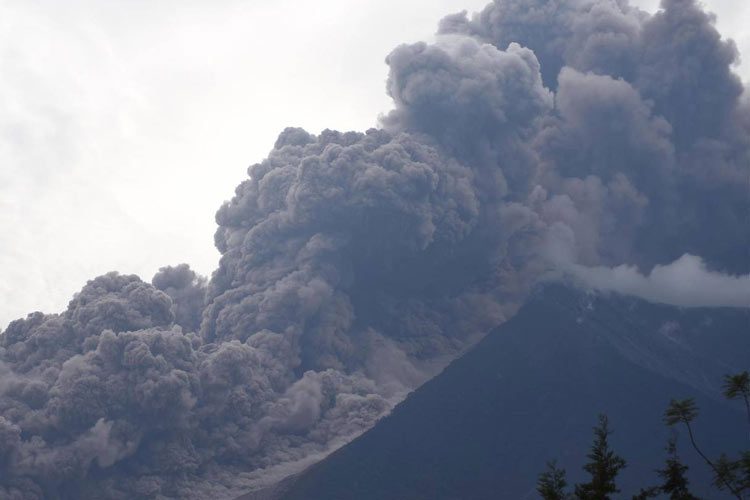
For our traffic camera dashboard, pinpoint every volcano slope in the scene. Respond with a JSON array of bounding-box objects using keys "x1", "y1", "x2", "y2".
[{"x1": 277, "y1": 283, "x2": 749, "y2": 499}]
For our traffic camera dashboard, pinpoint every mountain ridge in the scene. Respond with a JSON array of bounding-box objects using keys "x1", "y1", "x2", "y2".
[{"x1": 271, "y1": 283, "x2": 749, "y2": 499}]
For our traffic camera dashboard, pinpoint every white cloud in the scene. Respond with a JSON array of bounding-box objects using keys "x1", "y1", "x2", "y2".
[{"x1": 569, "y1": 254, "x2": 750, "y2": 308}]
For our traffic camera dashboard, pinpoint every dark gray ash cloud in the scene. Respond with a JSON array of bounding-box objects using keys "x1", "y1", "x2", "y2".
[
  {"x1": 441, "y1": 0, "x2": 749, "y2": 273},
  {"x1": 152, "y1": 264, "x2": 207, "y2": 334},
  {"x1": 1, "y1": 0, "x2": 748, "y2": 498}
]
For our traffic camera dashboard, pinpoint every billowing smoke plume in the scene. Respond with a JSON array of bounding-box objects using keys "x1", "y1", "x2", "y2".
[
  {"x1": 1, "y1": 0, "x2": 748, "y2": 498},
  {"x1": 440, "y1": 0, "x2": 749, "y2": 272},
  {"x1": 152, "y1": 264, "x2": 207, "y2": 334}
]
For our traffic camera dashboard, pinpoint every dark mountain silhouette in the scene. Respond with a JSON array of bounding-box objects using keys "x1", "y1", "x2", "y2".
[{"x1": 272, "y1": 283, "x2": 749, "y2": 499}]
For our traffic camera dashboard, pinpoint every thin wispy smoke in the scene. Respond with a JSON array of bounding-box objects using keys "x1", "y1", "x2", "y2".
[{"x1": 1, "y1": 0, "x2": 748, "y2": 498}]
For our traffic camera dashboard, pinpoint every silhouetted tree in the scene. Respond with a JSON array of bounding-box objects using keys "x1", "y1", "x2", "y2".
[
  {"x1": 631, "y1": 487, "x2": 660, "y2": 499},
  {"x1": 537, "y1": 371, "x2": 750, "y2": 499},
  {"x1": 714, "y1": 452, "x2": 750, "y2": 495},
  {"x1": 574, "y1": 414, "x2": 626, "y2": 500},
  {"x1": 537, "y1": 461, "x2": 569, "y2": 500},
  {"x1": 633, "y1": 435, "x2": 701, "y2": 499},
  {"x1": 665, "y1": 397, "x2": 744, "y2": 499},
  {"x1": 657, "y1": 437, "x2": 700, "y2": 499},
  {"x1": 664, "y1": 399, "x2": 711, "y2": 469},
  {"x1": 715, "y1": 370, "x2": 750, "y2": 498},
  {"x1": 723, "y1": 371, "x2": 750, "y2": 437}
]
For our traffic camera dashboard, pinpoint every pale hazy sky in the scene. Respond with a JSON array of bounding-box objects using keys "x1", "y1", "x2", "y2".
[{"x1": 1, "y1": 0, "x2": 748, "y2": 329}]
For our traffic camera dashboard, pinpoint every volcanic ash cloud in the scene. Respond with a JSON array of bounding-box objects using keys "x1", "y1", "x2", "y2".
[{"x1": 1, "y1": 0, "x2": 748, "y2": 498}]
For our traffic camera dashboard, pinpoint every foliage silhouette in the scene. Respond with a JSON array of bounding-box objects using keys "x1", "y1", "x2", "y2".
[{"x1": 539, "y1": 371, "x2": 750, "y2": 499}]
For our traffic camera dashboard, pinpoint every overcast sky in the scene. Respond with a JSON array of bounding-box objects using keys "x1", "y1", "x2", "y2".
[{"x1": 1, "y1": 0, "x2": 748, "y2": 330}]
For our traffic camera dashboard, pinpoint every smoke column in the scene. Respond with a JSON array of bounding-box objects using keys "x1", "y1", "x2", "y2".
[{"x1": 1, "y1": 0, "x2": 748, "y2": 498}]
